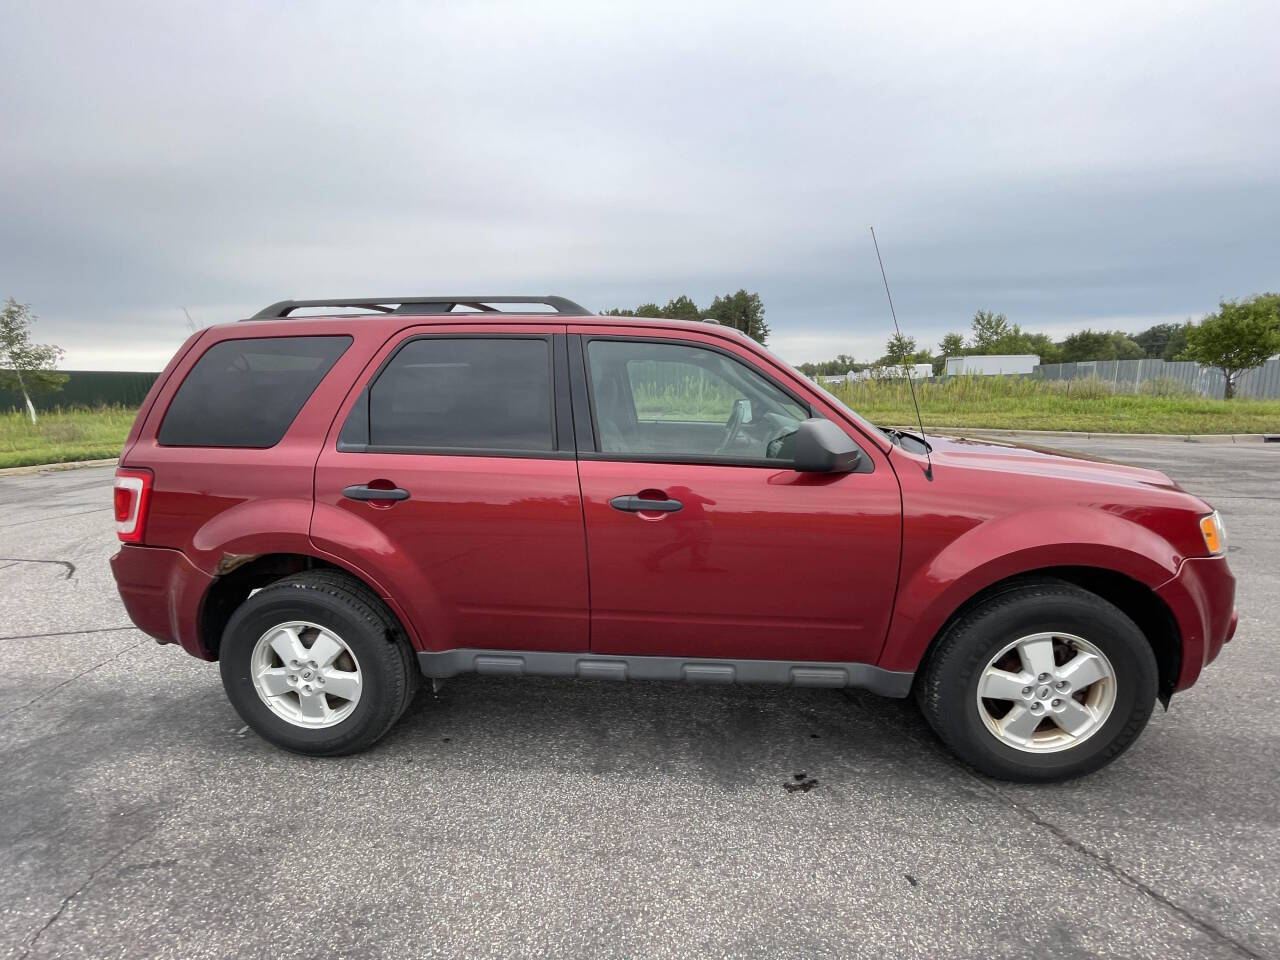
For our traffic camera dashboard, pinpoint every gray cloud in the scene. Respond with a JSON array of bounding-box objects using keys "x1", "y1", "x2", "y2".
[{"x1": 2, "y1": 0, "x2": 1277, "y2": 368}]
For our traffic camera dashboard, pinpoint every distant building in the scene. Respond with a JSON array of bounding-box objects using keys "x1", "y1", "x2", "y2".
[
  {"x1": 816, "y1": 363, "x2": 933, "y2": 385},
  {"x1": 944, "y1": 354, "x2": 1039, "y2": 376},
  {"x1": 854, "y1": 363, "x2": 934, "y2": 381}
]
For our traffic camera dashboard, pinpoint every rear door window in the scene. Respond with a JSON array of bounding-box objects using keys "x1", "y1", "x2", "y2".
[
  {"x1": 158, "y1": 335, "x2": 351, "y2": 447},
  {"x1": 353, "y1": 337, "x2": 555, "y2": 453}
]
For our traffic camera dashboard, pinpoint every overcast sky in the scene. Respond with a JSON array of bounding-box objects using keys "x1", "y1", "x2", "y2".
[{"x1": 2, "y1": 0, "x2": 1278, "y2": 370}]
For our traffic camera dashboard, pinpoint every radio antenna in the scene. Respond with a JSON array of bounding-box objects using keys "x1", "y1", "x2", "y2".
[{"x1": 870, "y1": 226, "x2": 933, "y2": 481}]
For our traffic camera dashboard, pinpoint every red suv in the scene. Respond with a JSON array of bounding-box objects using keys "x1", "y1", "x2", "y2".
[{"x1": 110, "y1": 295, "x2": 1237, "y2": 781}]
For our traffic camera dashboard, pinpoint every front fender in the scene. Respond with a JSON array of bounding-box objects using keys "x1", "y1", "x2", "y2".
[{"x1": 877, "y1": 506, "x2": 1184, "y2": 674}]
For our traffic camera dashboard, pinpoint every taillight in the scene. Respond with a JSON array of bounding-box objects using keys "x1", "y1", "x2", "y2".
[{"x1": 114, "y1": 468, "x2": 153, "y2": 544}]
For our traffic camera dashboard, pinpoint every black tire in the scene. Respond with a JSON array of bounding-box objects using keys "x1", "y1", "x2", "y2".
[
  {"x1": 915, "y1": 578, "x2": 1158, "y2": 782},
  {"x1": 219, "y1": 570, "x2": 417, "y2": 756}
]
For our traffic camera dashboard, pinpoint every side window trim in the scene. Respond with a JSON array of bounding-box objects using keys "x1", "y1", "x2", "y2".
[
  {"x1": 337, "y1": 332, "x2": 573, "y2": 460},
  {"x1": 566, "y1": 333, "x2": 596, "y2": 452},
  {"x1": 551, "y1": 333, "x2": 574, "y2": 453},
  {"x1": 572, "y1": 334, "x2": 852, "y2": 470}
]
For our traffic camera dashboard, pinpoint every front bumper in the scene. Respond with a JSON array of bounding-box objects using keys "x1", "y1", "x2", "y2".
[
  {"x1": 1156, "y1": 555, "x2": 1237, "y2": 692},
  {"x1": 111, "y1": 544, "x2": 214, "y2": 660}
]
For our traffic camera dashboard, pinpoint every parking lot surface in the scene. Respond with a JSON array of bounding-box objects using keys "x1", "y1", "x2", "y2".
[{"x1": 2, "y1": 438, "x2": 1277, "y2": 960}]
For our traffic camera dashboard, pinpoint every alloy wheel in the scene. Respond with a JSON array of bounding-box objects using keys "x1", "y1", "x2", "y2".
[
  {"x1": 975, "y1": 632, "x2": 1117, "y2": 753},
  {"x1": 249, "y1": 621, "x2": 363, "y2": 729}
]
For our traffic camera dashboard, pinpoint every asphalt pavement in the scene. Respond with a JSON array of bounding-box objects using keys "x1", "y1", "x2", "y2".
[{"x1": 1, "y1": 438, "x2": 1277, "y2": 959}]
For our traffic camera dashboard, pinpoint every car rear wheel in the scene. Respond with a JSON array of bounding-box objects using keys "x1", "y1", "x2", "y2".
[
  {"x1": 219, "y1": 571, "x2": 416, "y2": 755},
  {"x1": 916, "y1": 579, "x2": 1158, "y2": 782}
]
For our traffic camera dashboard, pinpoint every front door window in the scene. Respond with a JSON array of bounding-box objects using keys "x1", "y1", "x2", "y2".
[{"x1": 586, "y1": 340, "x2": 809, "y2": 463}]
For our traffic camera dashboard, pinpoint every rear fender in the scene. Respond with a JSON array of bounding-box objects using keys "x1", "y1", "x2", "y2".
[
  {"x1": 185, "y1": 498, "x2": 423, "y2": 648},
  {"x1": 308, "y1": 501, "x2": 437, "y2": 648},
  {"x1": 187, "y1": 498, "x2": 317, "y2": 572}
]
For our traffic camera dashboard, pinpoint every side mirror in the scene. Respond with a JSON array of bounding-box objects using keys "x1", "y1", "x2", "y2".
[{"x1": 793, "y1": 418, "x2": 862, "y2": 473}]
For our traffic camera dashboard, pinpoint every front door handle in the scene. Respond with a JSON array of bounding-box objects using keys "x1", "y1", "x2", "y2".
[
  {"x1": 610, "y1": 494, "x2": 683, "y2": 513},
  {"x1": 343, "y1": 483, "x2": 410, "y2": 502}
]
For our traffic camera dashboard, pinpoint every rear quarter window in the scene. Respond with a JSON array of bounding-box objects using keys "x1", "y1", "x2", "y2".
[{"x1": 157, "y1": 335, "x2": 351, "y2": 447}]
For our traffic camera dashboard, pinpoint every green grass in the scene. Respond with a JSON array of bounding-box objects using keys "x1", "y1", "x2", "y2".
[
  {"x1": 824, "y1": 376, "x2": 1280, "y2": 434},
  {"x1": 0, "y1": 406, "x2": 134, "y2": 468}
]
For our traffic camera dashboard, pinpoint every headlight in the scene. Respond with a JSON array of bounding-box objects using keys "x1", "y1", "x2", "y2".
[{"x1": 1199, "y1": 510, "x2": 1227, "y2": 555}]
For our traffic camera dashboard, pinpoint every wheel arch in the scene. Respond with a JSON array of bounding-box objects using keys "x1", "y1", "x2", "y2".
[
  {"x1": 910, "y1": 566, "x2": 1182, "y2": 706},
  {"x1": 198, "y1": 552, "x2": 412, "y2": 659}
]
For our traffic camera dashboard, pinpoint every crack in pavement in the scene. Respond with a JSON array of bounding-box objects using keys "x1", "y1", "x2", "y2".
[
  {"x1": 0, "y1": 638, "x2": 148, "y2": 721},
  {"x1": 841, "y1": 693, "x2": 1264, "y2": 959},
  {"x1": 0, "y1": 507, "x2": 113, "y2": 530},
  {"x1": 0, "y1": 557, "x2": 76, "y2": 579},
  {"x1": 1, "y1": 625, "x2": 136, "y2": 641},
  {"x1": 956, "y1": 776, "x2": 1266, "y2": 960},
  {"x1": 16, "y1": 830, "x2": 154, "y2": 960}
]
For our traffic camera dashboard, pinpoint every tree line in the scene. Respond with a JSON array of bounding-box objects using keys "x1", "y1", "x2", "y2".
[
  {"x1": 603, "y1": 290, "x2": 770, "y2": 344},
  {"x1": 802, "y1": 294, "x2": 1280, "y2": 400}
]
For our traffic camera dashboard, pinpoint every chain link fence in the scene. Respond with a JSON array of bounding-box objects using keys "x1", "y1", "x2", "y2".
[{"x1": 1034, "y1": 356, "x2": 1280, "y2": 399}]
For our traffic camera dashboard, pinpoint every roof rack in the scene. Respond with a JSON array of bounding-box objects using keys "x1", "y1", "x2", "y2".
[{"x1": 248, "y1": 295, "x2": 592, "y2": 320}]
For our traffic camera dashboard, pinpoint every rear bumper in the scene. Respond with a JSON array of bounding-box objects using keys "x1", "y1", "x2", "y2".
[
  {"x1": 111, "y1": 544, "x2": 214, "y2": 660},
  {"x1": 1156, "y1": 555, "x2": 1237, "y2": 692}
]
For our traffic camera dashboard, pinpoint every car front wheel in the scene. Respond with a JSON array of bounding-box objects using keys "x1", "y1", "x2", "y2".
[{"x1": 916, "y1": 579, "x2": 1158, "y2": 782}]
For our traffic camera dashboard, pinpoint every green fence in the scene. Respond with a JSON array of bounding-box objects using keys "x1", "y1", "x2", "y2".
[{"x1": 0, "y1": 370, "x2": 160, "y2": 413}]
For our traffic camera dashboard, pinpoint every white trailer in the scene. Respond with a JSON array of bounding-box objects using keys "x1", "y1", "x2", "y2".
[{"x1": 944, "y1": 354, "x2": 1039, "y2": 376}]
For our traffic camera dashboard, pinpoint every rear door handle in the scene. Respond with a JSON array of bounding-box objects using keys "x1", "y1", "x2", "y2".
[
  {"x1": 609, "y1": 495, "x2": 683, "y2": 513},
  {"x1": 343, "y1": 483, "x2": 411, "y2": 502}
]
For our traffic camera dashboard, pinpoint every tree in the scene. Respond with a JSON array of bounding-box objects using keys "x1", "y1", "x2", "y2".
[
  {"x1": 937, "y1": 332, "x2": 966, "y2": 358},
  {"x1": 1180, "y1": 294, "x2": 1280, "y2": 398},
  {"x1": 883, "y1": 333, "x2": 917, "y2": 367},
  {"x1": 1131, "y1": 322, "x2": 1187, "y2": 359},
  {"x1": 797, "y1": 353, "x2": 861, "y2": 377},
  {"x1": 1058, "y1": 329, "x2": 1144, "y2": 363},
  {"x1": 605, "y1": 295, "x2": 702, "y2": 321},
  {"x1": 965, "y1": 311, "x2": 1059, "y2": 361},
  {"x1": 970, "y1": 310, "x2": 1011, "y2": 351},
  {"x1": 661, "y1": 295, "x2": 702, "y2": 322},
  {"x1": 1113, "y1": 334, "x2": 1146, "y2": 360},
  {"x1": 705, "y1": 289, "x2": 769, "y2": 344},
  {"x1": 0, "y1": 298, "x2": 67, "y2": 424},
  {"x1": 1021, "y1": 332, "x2": 1062, "y2": 365},
  {"x1": 1160, "y1": 322, "x2": 1192, "y2": 361}
]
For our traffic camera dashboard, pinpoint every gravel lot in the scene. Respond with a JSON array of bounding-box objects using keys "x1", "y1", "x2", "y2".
[{"x1": 2, "y1": 438, "x2": 1277, "y2": 960}]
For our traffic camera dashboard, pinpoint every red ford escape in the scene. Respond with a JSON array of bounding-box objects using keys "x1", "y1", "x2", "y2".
[{"x1": 110, "y1": 295, "x2": 1237, "y2": 781}]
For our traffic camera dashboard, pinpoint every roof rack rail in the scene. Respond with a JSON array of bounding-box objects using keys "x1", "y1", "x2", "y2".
[{"x1": 248, "y1": 295, "x2": 592, "y2": 320}]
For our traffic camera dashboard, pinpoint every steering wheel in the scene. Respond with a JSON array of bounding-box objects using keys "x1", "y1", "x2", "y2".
[{"x1": 715, "y1": 399, "x2": 747, "y2": 455}]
